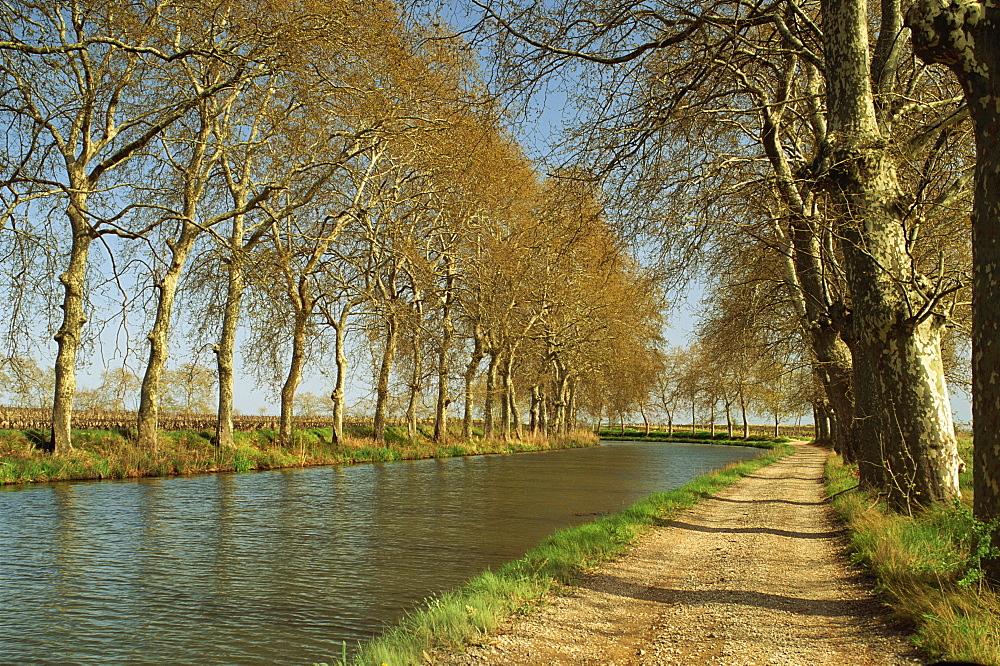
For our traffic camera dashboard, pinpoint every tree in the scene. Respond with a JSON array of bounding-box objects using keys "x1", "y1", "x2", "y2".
[
  {"x1": 0, "y1": 0, "x2": 280, "y2": 453},
  {"x1": 906, "y1": 1, "x2": 1000, "y2": 575},
  {"x1": 470, "y1": 0, "x2": 969, "y2": 509},
  {"x1": 162, "y1": 363, "x2": 215, "y2": 415},
  {"x1": 4, "y1": 357, "x2": 54, "y2": 408}
]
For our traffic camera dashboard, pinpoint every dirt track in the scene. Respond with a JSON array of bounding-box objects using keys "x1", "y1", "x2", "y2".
[{"x1": 440, "y1": 443, "x2": 927, "y2": 666}]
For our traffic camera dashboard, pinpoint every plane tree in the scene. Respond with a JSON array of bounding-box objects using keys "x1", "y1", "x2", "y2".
[{"x1": 468, "y1": 0, "x2": 974, "y2": 509}]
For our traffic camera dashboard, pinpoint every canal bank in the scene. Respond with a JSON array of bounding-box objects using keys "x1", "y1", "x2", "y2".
[
  {"x1": 0, "y1": 426, "x2": 599, "y2": 485},
  {"x1": 349, "y1": 441, "x2": 793, "y2": 665},
  {"x1": 0, "y1": 439, "x2": 771, "y2": 663},
  {"x1": 422, "y1": 443, "x2": 924, "y2": 666}
]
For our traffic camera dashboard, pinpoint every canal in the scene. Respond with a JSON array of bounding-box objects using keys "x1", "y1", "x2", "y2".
[{"x1": 0, "y1": 440, "x2": 762, "y2": 664}]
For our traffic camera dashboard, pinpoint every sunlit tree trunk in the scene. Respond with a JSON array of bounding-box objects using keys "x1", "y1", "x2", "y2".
[
  {"x1": 908, "y1": 0, "x2": 1000, "y2": 571},
  {"x1": 278, "y1": 298, "x2": 310, "y2": 446},
  {"x1": 328, "y1": 300, "x2": 358, "y2": 445},
  {"x1": 136, "y1": 224, "x2": 200, "y2": 451},
  {"x1": 215, "y1": 218, "x2": 245, "y2": 450},
  {"x1": 822, "y1": 0, "x2": 960, "y2": 509},
  {"x1": 529, "y1": 384, "x2": 541, "y2": 434},
  {"x1": 50, "y1": 186, "x2": 92, "y2": 453},
  {"x1": 502, "y1": 350, "x2": 521, "y2": 439},
  {"x1": 483, "y1": 349, "x2": 499, "y2": 438},
  {"x1": 433, "y1": 268, "x2": 455, "y2": 442},
  {"x1": 372, "y1": 314, "x2": 398, "y2": 444},
  {"x1": 405, "y1": 299, "x2": 424, "y2": 442},
  {"x1": 462, "y1": 324, "x2": 484, "y2": 440}
]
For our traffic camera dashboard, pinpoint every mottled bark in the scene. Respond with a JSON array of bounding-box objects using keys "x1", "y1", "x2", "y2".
[
  {"x1": 329, "y1": 302, "x2": 356, "y2": 445},
  {"x1": 136, "y1": 224, "x2": 199, "y2": 451},
  {"x1": 483, "y1": 349, "x2": 498, "y2": 438},
  {"x1": 529, "y1": 384, "x2": 541, "y2": 434},
  {"x1": 215, "y1": 222, "x2": 245, "y2": 450},
  {"x1": 50, "y1": 189, "x2": 93, "y2": 453},
  {"x1": 405, "y1": 302, "x2": 423, "y2": 442},
  {"x1": 786, "y1": 218, "x2": 857, "y2": 462},
  {"x1": 372, "y1": 314, "x2": 398, "y2": 444},
  {"x1": 566, "y1": 379, "x2": 577, "y2": 433},
  {"x1": 433, "y1": 270, "x2": 455, "y2": 442},
  {"x1": 550, "y1": 360, "x2": 570, "y2": 435},
  {"x1": 462, "y1": 325, "x2": 485, "y2": 440},
  {"x1": 908, "y1": 0, "x2": 1000, "y2": 572},
  {"x1": 501, "y1": 350, "x2": 517, "y2": 439},
  {"x1": 821, "y1": 0, "x2": 961, "y2": 509},
  {"x1": 278, "y1": 304, "x2": 309, "y2": 446}
]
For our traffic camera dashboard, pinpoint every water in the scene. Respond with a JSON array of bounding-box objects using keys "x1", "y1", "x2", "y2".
[{"x1": 0, "y1": 441, "x2": 761, "y2": 664}]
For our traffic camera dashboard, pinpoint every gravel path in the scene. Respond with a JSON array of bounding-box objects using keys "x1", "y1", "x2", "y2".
[{"x1": 439, "y1": 443, "x2": 926, "y2": 666}]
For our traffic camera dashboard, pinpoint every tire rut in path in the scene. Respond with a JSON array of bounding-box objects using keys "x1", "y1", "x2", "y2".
[{"x1": 441, "y1": 443, "x2": 925, "y2": 666}]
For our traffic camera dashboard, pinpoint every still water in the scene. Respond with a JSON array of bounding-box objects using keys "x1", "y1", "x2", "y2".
[{"x1": 0, "y1": 441, "x2": 760, "y2": 664}]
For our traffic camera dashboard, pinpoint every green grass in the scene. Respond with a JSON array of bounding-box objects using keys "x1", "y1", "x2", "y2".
[
  {"x1": 345, "y1": 442, "x2": 794, "y2": 666},
  {"x1": 598, "y1": 427, "x2": 791, "y2": 447},
  {"x1": 824, "y1": 438, "x2": 1000, "y2": 665},
  {"x1": 0, "y1": 426, "x2": 600, "y2": 485}
]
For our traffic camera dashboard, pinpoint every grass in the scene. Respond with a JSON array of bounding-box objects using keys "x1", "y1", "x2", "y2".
[
  {"x1": 824, "y1": 438, "x2": 1000, "y2": 665},
  {"x1": 0, "y1": 426, "x2": 599, "y2": 485},
  {"x1": 340, "y1": 441, "x2": 794, "y2": 666},
  {"x1": 599, "y1": 426, "x2": 791, "y2": 447}
]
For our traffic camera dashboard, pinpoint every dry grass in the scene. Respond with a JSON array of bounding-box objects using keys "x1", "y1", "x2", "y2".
[
  {"x1": 0, "y1": 426, "x2": 599, "y2": 485},
  {"x1": 824, "y1": 447, "x2": 1000, "y2": 665}
]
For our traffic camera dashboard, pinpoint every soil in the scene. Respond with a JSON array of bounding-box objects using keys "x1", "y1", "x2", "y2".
[{"x1": 438, "y1": 443, "x2": 927, "y2": 666}]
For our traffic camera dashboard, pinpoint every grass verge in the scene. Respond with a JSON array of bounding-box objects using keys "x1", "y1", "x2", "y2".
[
  {"x1": 824, "y1": 439, "x2": 1000, "y2": 665},
  {"x1": 0, "y1": 427, "x2": 599, "y2": 485},
  {"x1": 338, "y1": 442, "x2": 795, "y2": 666},
  {"x1": 598, "y1": 427, "x2": 791, "y2": 447}
]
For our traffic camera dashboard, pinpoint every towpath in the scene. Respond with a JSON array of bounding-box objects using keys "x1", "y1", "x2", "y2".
[{"x1": 440, "y1": 443, "x2": 925, "y2": 666}]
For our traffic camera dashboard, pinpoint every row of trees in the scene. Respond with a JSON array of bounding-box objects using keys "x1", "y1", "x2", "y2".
[
  {"x1": 0, "y1": 0, "x2": 666, "y2": 452},
  {"x1": 605, "y1": 342, "x2": 813, "y2": 439},
  {"x1": 470, "y1": 0, "x2": 983, "y2": 509},
  {"x1": 465, "y1": 0, "x2": 999, "y2": 575}
]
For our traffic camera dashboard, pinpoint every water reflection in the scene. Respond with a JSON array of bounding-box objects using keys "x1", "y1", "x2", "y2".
[{"x1": 0, "y1": 441, "x2": 760, "y2": 664}]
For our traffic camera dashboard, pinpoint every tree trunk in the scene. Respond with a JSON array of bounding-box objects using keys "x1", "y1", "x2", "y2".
[
  {"x1": 433, "y1": 274, "x2": 455, "y2": 442},
  {"x1": 329, "y1": 303, "x2": 354, "y2": 445},
  {"x1": 970, "y1": 98, "x2": 1000, "y2": 581},
  {"x1": 822, "y1": 0, "x2": 960, "y2": 510},
  {"x1": 566, "y1": 379, "x2": 577, "y2": 434},
  {"x1": 538, "y1": 389, "x2": 548, "y2": 434},
  {"x1": 483, "y1": 350, "x2": 498, "y2": 438},
  {"x1": 137, "y1": 225, "x2": 199, "y2": 451},
  {"x1": 279, "y1": 301, "x2": 310, "y2": 446},
  {"x1": 502, "y1": 351, "x2": 518, "y2": 440},
  {"x1": 529, "y1": 384, "x2": 540, "y2": 434},
  {"x1": 50, "y1": 191, "x2": 93, "y2": 454},
  {"x1": 498, "y1": 351, "x2": 511, "y2": 440},
  {"x1": 215, "y1": 240, "x2": 244, "y2": 450},
  {"x1": 406, "y1": 326, "x2": 423, "y2": 442},
  {"x1": 551, "y1": 362, "x2": 570, "y2": 435},
  {"x1": 462, "y1": 327, "x2": 484, "y2": 440},
  {"x1": 372, "y1": 314, "x2": 398, "y2": 444},
  {"x1": 908, "y1": 0, "x2": 1000, "y2": 577},
  {"x1": 778, "y1": 217, "x2": 857, "y2": 462}
]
